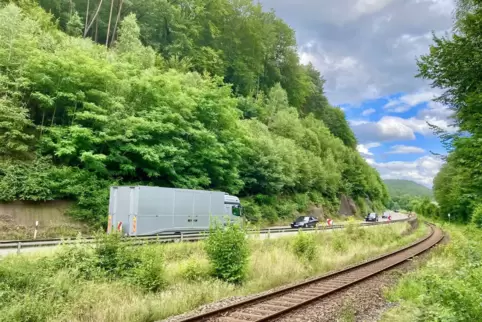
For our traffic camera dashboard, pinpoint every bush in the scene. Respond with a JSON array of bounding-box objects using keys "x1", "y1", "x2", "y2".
[
  {"x1": 52, "y1": 243, "x2": 101, "y2": 280},
  {"x1": 205, "y1": 221, "x2": 249, "y2": 284},
  {"x1": 181, "y1": 258, "x2": 210, "y2": 282},
  {"x1": 129, "y1": 247, "x2": 166, "y2": 292},
  {"x1": 332, "y1": 233, "x2": 348, "y2": 252},
  {"x1": 471, "y1": 204, "x2": 482, "y2": 228},
  {"x1": 260, "y1": 206, "x2": 279, "y2": 223},
  {"x1": 241, "y1": 200, "x2": 262, "y2": 223},
  {"x1": 292, "y1": 231, "x2": 317, "y2": 261}
]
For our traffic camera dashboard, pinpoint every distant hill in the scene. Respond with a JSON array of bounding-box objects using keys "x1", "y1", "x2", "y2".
[{"x1": 384, "y1": 179, "x2": 433, "y2": 198}]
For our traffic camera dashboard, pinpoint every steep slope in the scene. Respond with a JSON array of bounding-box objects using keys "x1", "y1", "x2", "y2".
[
  {"x1": 384, "y1": 180, "x2": 433, "y2": 198},
  {"x1": 0, "y1": 2, "x2": 389, "y2": 227}
]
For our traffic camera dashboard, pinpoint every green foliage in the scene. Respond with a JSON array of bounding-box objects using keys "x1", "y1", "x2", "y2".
[
  {"x1": 205, "y1": 222, "x2": 249, "y2": 284},
  {"x1": 384, "y1": 180, "x2": 434, "y2": 213},
  {"x1": 332, "y1": 232, "x2": 349, "y2": 252},
  {"x1": 65, "y1": 11, "x2": 82, "y2": 37},
  {"x1": 384, "y1": 179, "x2": 433, "y2": 199},
  {"x1": 0, "y1": 2, "x2": 389, "y2": 227},
  {"x1": 386, "y1": 226, "x2": 482, "y2": 321},
  {"x1": 53, "y1": 233, "x2": 166, "y2": 291},
  {"x1": 180, "y1": 258, "x2": 209, "y2": 282},
  {"x1": 415, "y1": 0, "x2": 482, "y2": 223},
  {"x1": 471, "y1": 204, "x2": 482, "y2": 228},
  {"x1": 292, "y1": 230, "x2": 317, "y2": 262}
]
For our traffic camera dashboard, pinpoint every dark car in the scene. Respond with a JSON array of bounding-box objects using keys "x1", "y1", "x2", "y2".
[
  {"x1": 291, "y1": 216, "x2": 319, "y2": 228},
  {"x1": 365, "y1": 213, "x2": 378, "y2": 222}
]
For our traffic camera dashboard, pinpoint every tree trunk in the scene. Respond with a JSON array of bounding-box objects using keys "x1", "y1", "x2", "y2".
[
  {"x1": 110, "y1": 0, "x2": 124, "y2": 45},
  {"x1": 84, "y1": 0, "x2": 90, "y2": 37},
  {"x1": 105, "y1": 0, "x2": 115, "y2": 46},
  {"x1": 94, "y1": 15, "x2": 99, "y2": 42},
  {"x1": 83, "y1": 0, "x2": 104, "y2": 38}
]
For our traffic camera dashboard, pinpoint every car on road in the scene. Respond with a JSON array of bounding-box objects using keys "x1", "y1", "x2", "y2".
[
  {"x1": 291, "y1": 216, "x2": 319, "y2": 228},
  {"x1": 365, "y1": 213, "x2": 379, "y2": 222},
  {"x1": 382, "y1": 212, "x2": 389, "y2": 219}
]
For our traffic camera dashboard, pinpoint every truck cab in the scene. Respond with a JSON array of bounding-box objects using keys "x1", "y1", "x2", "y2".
[{"x1": 224, "y1": 194, "x2": 242, "y2": 224}]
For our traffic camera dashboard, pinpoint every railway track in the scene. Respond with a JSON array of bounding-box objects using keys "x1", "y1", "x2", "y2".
[{"x1": 178, "y1": 222, "x2": 443, "y2": 322}]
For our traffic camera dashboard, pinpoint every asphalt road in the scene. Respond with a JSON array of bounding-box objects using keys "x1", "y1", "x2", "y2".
[{"x1": 269, "y1": 211, "x2": 407, "y2": 229}]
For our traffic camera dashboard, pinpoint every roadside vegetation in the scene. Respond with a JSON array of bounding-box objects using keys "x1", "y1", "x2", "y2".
[
  {"x1": 382, "y1": 222, "x2": 482, "y2": 321},
  {"x1": 0, "y1": 222, "x2": 426, "y2": 322},
  {"x1": 0, "y1": 1, "x2": 388, "y2": 231}
]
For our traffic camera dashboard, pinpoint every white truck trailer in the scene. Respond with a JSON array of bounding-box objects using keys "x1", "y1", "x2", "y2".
[{"x1": 107, "y1": 186, "x2": 242, "y2": 236}]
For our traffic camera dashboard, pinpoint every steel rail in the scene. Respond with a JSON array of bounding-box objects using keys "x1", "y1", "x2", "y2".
[{"x1": 177, "y1": 221, "x2": 442, "y2": 322}]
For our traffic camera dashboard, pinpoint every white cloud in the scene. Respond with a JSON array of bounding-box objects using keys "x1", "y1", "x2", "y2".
[
  {"x1": 357, "y1": 142, "x2": 381, "y2": 157},
  {"x1": 259, "y1": 0, "x2": 454, "y2": 105},
  {"x1": 362, "y1": 108, "x2": 376, "y2": 116},
  {"x1": 386, "y1": 145, "x2": 425, "y2": 154},
  {"x1": 370, "y1": 155, "x2": 444, "y2": 187},
  {"x1": 351, "y1": 116, "x2": 417, "y2": 143},
  {"x1": 351, "y1": 92, "x2": 457, "y2": 143},
  {"x1": 383, "y1": 89, "x2": 440, "y2": 113}
]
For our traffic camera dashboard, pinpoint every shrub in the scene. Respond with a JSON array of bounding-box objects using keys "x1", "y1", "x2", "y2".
[
  {"x1": 471, "y1": 204, "x2": 482, "y2": 228},
  {"x1": 181, "y1": 258, "x2": 210, "y2": 282},
  {"x1": 241, "y1": 200, "x2": 262, "y2": 223},
  {"x1": 52, "y1": 243, "x2": 100, "y2": 280},
  {"x1": 292, "y1": 231, "x2": 317, "y2": 261},
  {"x1": 205, "y1": 221, "x2": 249, "y2": 284},
  {"x1": 275, "y1": 200, "x2": 297, "y2": 218},
  {"x1": 293, "y1": 193, "x2": 310, "y2": 212},
  {"x1": 332, "y1": 233, "x2": 348, "y2": 252},
  {"x1": 260, "y1": 206, "x2": 279, "y2": 223},
  {"x1": 129, "y1": 247, "x2": 166, "y2": 292}
]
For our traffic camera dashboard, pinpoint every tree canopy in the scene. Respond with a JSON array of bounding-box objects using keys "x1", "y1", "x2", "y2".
[
  {"x1": 416, "y1": 0, "x2": 482, "y2": 223},
  {"x1": 0, "y1": 1, "x2": 388, "y2": 226}
]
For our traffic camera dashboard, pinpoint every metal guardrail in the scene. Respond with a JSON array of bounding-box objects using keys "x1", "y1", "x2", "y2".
[{"x1": 0, "y1": 218, "x2": 411, "y2": 253}]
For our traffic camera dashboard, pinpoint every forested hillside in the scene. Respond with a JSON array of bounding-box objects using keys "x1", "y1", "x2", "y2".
[
  {"x1": 384, "y1": 179, "x2": 433, "y2": 213},
  {"x1": 417, "y1": 0, "x2": 482, "y2": 224},
  {"x1": 384, "y1": 180, "x2": 433, "y2": 198},
  {"x1": 0, "y1": 0, "x2": 388, "y2": 227}
]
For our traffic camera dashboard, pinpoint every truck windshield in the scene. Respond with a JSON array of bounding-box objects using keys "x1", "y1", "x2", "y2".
[{"x1": 232, "y1": 205, "x2": 241, "y2": 217}]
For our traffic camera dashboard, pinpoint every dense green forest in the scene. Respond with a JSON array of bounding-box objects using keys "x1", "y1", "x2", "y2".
[
  {"x1": 0, "y1": 0, "x2": 389, "y2": 227},
  {"x1": 384, "y1": 179, "x2": 433, "y2": 212},
  {"x1": 417, "y1": 0, "x2": 482, "y2": 224}
]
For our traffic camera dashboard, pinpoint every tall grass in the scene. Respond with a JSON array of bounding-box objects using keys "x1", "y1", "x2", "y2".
[
  {"x1": 0, "y1": 222, "x2": 426, "y2": 322},
  {"x1": 381, "y1": 224, "x2": 482, "y2": 322}
]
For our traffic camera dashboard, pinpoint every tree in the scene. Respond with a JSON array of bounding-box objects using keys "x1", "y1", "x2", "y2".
[
  {"x1": 417, "y1": 0, "x2": 482, "y2": 222},
  {"x1": 66, "y1": 11, "x2": 83, "y2": 37}
]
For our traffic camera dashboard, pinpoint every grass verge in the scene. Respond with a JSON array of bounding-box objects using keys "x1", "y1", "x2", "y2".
[
  {"x1": 0, "y1": 222, "x2": 426, "y2": 322},
  {"x1": 381, "y1": 222, "x2": 482, "y2": 322}
]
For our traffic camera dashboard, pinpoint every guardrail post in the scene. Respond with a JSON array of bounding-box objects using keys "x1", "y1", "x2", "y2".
[
  {"x1": 180, "y1": 232, "x2": 184, "y2": 242},
  {"x1": 267, "y1": 228, "x2": 271, "y2": 239},
  {"x1": 17, "y1": 242, "x2": 21, "y2": 254}
]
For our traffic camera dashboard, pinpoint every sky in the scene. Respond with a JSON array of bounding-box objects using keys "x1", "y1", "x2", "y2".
[{"x1": 259, "y1": 0, "x2": 458, "y2": 188}]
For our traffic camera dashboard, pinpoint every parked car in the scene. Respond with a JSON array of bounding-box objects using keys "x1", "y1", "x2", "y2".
[
  {"x1": 382, "y1": 212, "x2": 389, "y2": 219},
  {"x1": 291, "y1": 216, "x2": 319, "y2": 228},
  {"x1": 365, "y1": 213, "x2": 378, "y2": 222}
]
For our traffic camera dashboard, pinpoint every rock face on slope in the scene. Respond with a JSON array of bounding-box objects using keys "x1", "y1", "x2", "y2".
[{"x1": 338, "y1": 195, "x2": 358, "y2": 217}]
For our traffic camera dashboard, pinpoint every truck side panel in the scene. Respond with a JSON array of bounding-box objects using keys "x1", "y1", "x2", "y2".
[
  {"x1": 109, "y1": 186, "x2": 133, "y2": 234},
  {"x1": 136, "y1": 187, "x2": 176, "y2": 235}
]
